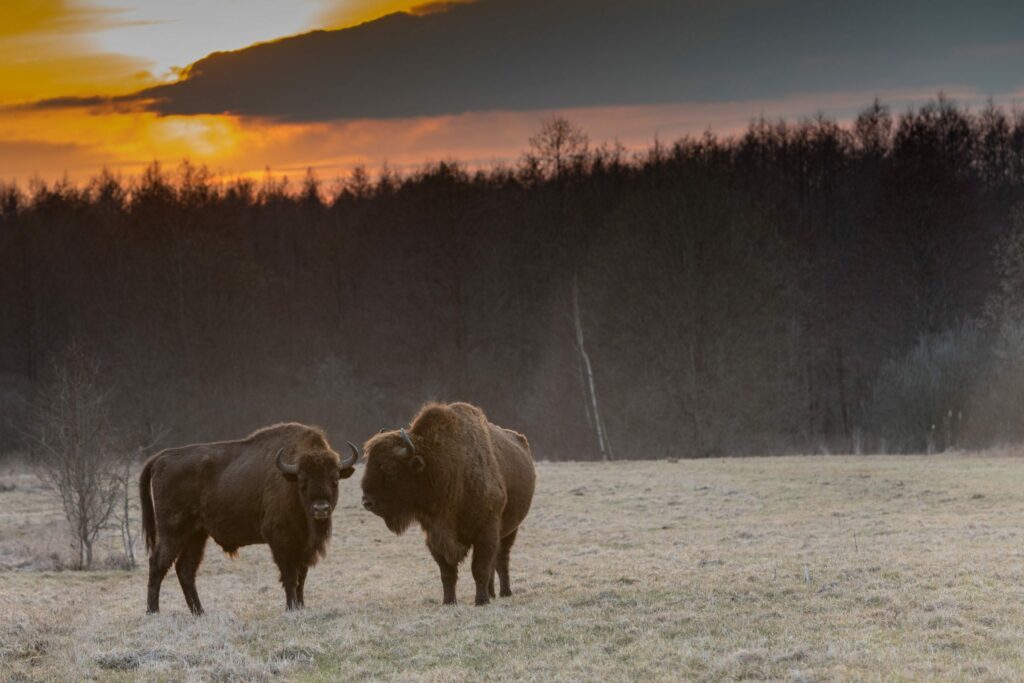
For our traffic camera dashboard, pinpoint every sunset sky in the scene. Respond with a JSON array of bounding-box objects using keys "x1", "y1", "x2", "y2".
[{"x1": 3, "y1": 0, "x2": 1023, "y2": 184}]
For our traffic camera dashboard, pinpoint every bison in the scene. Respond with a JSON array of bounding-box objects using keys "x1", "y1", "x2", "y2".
[
  {"x1": 360, "y1": 402, "x2": 536, "y2": 605},
  {"x1": 139, "y1": 423, "x2": 359, "y2": 614}
]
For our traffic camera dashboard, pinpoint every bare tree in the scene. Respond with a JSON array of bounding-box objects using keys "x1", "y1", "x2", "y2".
[
  {"x1": 527, "y1": 115, "x2": 590, "y2": 178},
  {"x1": 31, "y1": 344, "x2": 123, "y2": 569}
]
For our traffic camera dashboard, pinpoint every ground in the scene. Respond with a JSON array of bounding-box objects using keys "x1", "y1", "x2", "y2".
[{"x1": 3, "y1": 454, "x2": 1024, "y2": 681}]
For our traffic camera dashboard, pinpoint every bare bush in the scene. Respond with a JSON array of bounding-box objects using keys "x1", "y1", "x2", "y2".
[
  {"x1": 968, "y1": 318, "x2": 1024, "y2": 444},
  {"x1": 865, "y1": 323, "x2": 983, "y2": 452},
  {"x1": 30, "y1": 344, "x2": 126, "y2": 569},
  {"x1": 970, "y1": 204, "x2": 1024, "y2": 444}
]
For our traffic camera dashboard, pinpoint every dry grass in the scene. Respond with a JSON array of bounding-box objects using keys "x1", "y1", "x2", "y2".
[{"x1": 4, "y1": 454, "x2": 1024, "y2": 681}]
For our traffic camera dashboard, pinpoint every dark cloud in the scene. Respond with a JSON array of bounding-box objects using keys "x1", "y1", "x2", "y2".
[{"x1": 22, "y1": 0, "x2": 1024, "y2": 121}]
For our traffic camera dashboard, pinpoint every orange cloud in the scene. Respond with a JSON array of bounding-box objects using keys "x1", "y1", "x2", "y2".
[
  {"x1": 0, "y1": 106, "x2": 242, "y2": 181},
  {"x1": 314, "y1": 0, "x2": 462, "y2": 29},
  {"x1": 0, "y1": 0, "x2": 121, "y2": 39},
  {"x1": 0, "y1": 1, "x2": 158, "y2": 105}
]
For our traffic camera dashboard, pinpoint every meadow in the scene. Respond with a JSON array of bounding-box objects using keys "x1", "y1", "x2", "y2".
[{"x1": 3, "y1": 454, "x2": 1024, "y2": 681}]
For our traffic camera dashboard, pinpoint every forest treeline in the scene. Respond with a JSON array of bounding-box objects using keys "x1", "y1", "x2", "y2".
[{"x1": 4, "y1": 95, "x2": 1024, "y2": 460}]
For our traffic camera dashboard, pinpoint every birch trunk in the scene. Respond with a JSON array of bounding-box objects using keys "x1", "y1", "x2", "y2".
[{"x1": 572, "y1": 273, "x2": 612, "y2": 460}]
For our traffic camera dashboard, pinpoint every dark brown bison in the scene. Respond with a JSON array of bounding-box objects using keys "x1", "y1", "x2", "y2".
[
  {"x1": 361, "y1": 402, "x2": 536, "y2": 605},
  {"x1": 139, "y1": 423, "x2": 359, "y2": 614}
]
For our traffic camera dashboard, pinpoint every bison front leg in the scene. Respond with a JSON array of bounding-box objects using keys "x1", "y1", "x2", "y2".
[
  {"x1": 282, "y1": 562, "x2": 303, "y2": 610},
  {"x1": 270, "y1": 545, "x2": 300, "y2": 610},
  {"x1": 280, "y1": 563, "x2": 300, "y2": 610},
  {"x1": 429, "y1": 547, "x2": 459, "y2": 605},
  {"x1": 470, "y1": 526, "x2": 499, "y2": 606},
  {"x1": 295, "y1": 565, "x2": 308, "y2": 608}
]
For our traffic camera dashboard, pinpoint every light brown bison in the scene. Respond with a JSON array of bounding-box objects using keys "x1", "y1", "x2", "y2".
[
  {"x1": 139, "y1": 423, "x2": 359, "y2": 614},
  {"x1": 361, "y1": 402, "x2": 536, "y2": 605}
]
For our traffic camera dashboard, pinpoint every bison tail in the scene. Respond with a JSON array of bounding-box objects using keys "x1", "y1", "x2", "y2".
[{"x1": 139, "y1": 456, "x2": 158, "y2": 553}]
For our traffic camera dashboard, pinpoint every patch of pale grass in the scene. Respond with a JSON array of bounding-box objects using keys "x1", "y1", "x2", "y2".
[{"x1": 4, "y1": 455, "x2": 1024, "y2": 680}]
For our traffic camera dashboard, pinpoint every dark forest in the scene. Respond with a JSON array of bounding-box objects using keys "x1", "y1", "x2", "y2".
[{"x1": 4, "y1": 95, "x2": 1024, "y2": 460}]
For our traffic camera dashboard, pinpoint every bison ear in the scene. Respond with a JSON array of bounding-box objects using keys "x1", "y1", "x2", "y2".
[
  {"x1": 409, "y1": 455, "x2": 426, "y2": 473},
  {"x1": 338, "y1": 466, "x2": 356, "y2": 480}
]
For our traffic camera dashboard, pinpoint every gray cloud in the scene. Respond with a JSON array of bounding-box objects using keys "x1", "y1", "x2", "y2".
[{"x1": 22, "y1": 0, "x2": 1024, "y2": 121}]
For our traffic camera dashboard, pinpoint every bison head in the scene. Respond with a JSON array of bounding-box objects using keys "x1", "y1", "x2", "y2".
[
  {"x1": 277, "y1": 443, "x2": 359, "y2": 522},
  {"x1": 360, "y1": 428, "x2": 424, "y2": 534}
]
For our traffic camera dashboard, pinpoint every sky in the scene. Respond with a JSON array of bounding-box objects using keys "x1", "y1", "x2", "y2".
[{"x1": 2, "y1": 0, "x2": 1024, "y2": 184}]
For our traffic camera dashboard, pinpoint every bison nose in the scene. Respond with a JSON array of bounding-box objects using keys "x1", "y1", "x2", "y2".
[
  {"x1": 362, "y1": 496, "x2": 375, "y2": 511},
  {"x1": 312, "y1": 501, "x2": 331, "y2": 514}
]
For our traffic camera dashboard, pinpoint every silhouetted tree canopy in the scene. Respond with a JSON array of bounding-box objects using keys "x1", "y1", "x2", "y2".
[{"x1": 3, "y1": 97, "x2": 1024, "y2": 459}]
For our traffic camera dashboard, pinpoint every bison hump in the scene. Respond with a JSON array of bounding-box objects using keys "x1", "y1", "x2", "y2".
[{"x1": 410, "y1": 403, "x2": 463, "y2": 436}]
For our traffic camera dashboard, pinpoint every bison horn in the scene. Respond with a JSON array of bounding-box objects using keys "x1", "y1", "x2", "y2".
[
  {"x1": 341, "y1": 442, "x2": 360, "y2": 469},
  {"x1": 400, "y1": 428, "x2": 416, "y2": 455},
  {"x1": 276, "y1": 448, "x2": 299, "y2": 475}
]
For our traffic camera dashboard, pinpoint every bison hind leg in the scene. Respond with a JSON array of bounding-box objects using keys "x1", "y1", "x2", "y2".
[
  {"x1": 470, "y1": 527, "x2": 500, "y2": 606},
  {"x1": 147, "y1": 537, "x2": 184, "y2": 614},
  {"x1": 175, "y1": 530, "x2": 208, "y2": 616},
  {"x1": 497, "y1": 529, "x2": 518, "y2": 597}
]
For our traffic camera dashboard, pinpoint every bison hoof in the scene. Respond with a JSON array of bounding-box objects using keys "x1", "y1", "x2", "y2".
[
  {"x1": 474, "y1": 596, "x2": 490, "y2": 606},
  {"x1": 499, "y1": 589, "x2": 512, "y2": 598}
]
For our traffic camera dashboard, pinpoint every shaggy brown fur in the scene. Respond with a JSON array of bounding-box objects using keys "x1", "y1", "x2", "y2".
[
  {"x1": 139, "y1": 423, "x2": 358, "y2": 614},
  {"x1": 361, "y1": 402, "x2": 536, "y2": 605}
]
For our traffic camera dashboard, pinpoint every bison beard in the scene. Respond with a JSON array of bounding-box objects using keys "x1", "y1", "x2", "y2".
[
  {"x1": 139, "y1": 423, "x2": 358, "y2": 614},
  {"x1": 361, "y1": 403, "x2": 536, "y2": 606},
  {"x1": 384, "y1": 510, "x2": 415, "y2": 536}
]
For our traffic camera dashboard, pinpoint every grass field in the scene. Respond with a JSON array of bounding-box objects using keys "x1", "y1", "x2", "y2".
[{"x1": 4, "y1": 454, "x2": 1024, "y2": 681}]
